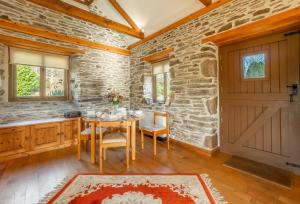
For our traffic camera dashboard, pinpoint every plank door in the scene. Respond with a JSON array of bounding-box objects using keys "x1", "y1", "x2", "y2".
[{"x1": 220, "y1": 31, "x2": 300, "y2": 174}]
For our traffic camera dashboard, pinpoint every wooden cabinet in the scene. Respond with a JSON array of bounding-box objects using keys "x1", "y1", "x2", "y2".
[
  {"x1": 61, "y1": 120, "x2": 78, "y2": 145},
  {"x1": 31, "y1": 123, "x2": 61, "y2": 151},
  {"x1": 0, "y1": 127, "x2": 30, "y2": 157},
  {"x1": 0, "y1": 118, "x2": 79, "y2": 161}
]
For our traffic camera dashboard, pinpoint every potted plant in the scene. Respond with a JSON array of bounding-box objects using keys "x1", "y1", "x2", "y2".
[{"x1": 107, "y1": 90, "x2": 124, "y2": 113}]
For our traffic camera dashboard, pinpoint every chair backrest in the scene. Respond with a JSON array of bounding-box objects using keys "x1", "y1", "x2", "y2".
[
  {"x1": 97, "y1": 120, "x2": 131, "y2": 128},
  {"x1": 154, "y1": 112, "x2": 170, "y2": 129},
  {"x1": 96, "y1": 120, "x2": 131, "y2": 144},
  {"x1": 139, "y1": 111, "x2": 154, "y2": 127},
  {"x1": 78, "y1": 117, "x2": 90, "y2": 132},
  {"x1": 139, "y1": 111, "x2": 170, "y2": 129}
]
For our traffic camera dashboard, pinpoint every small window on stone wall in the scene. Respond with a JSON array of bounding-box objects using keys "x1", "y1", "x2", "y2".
[
  {"x1": 153, "y1": 60, "x2": 170, "y2": 104},
  {"x1": 9, "y1": 48, "x2": 69, "y2": 101},
  {"x1": 143, "y1": 75, "x2": 153, "y2": 104},
  {"x1": 242, "y1": 51, "x2": 267, "y2": 80}
]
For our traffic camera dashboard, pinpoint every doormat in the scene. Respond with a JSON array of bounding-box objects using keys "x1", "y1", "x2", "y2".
[
  {"x1": 40, "y1": 174, "x2": 227, "y2": 204},
  {"x1": 224, "y1": 156, "x2": 292, "y2": 188}
]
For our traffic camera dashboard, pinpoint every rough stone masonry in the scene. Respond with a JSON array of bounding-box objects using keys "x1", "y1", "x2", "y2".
[
  {"x1": 130, "y1": 0, "x2": 300, "y2": 150},
  {"x1": 0, "y1": 0, "x2": 299, "y2": 150}
]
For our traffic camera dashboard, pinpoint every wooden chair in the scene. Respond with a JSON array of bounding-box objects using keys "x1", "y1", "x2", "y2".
[
  {"x1": 77, "y1": 117, "x2": 101, "y2": 160},
  {"x1": 97, "y1": 120, "x2": 131, "y2": 172},
  {"x1": 140, "y1": 112, "x2": 170, "y2": 156}
]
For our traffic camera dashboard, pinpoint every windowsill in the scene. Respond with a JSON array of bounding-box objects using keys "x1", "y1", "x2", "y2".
[
  {"x1": 9, "y1": 97, "x2": 68, "y2": 102},
  {"x1": 145, "y1": 101, "x2": 170, "y2": 107}
]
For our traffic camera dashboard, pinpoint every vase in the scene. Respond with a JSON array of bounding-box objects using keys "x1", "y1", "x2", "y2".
[{"x1": 111, "y1": 104, "x2": 119, "y2": 114}]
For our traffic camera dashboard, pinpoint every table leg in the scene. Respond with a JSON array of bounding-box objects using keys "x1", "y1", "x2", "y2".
[
  {"x1": 91, "y1": 122, "x2": 96, "y2": 164},
  {"x1": 131, "y1": 120, "x2": 136, "y2": 160}
]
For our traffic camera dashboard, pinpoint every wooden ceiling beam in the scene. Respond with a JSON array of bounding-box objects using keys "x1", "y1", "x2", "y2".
[
  {"x1": 199, "y1": 0, "x2": 212, "y2": 6},
  {"x1": 73, "y1": 0, "x2": 94, "y2": 6},
  {"x1": 108, "y1": 0, "x2": 141, "y2": 32},
  {"x1": 26, "y1": 0, "x2": 144, "y2": 39},
  {"x1": 0, "y1": 34, "x2": 84, "y2": 55},
  {"x1": 0, "y1": 19, "x2": 131, "y2": 56},
  {"x1": 202, "y1": 7, "x2": 300, "y2": 46},
  {"x1": 128, "y1": 0, "x2": 231, "y2": 49}
]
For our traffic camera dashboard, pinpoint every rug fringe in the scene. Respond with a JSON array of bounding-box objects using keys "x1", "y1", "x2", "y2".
[
  {"x1": 200, "y1": 174, "x2": 228, "y2": 204},
  {"x1": 38, "y1": 175, "x2": 73, "y2": 204}
]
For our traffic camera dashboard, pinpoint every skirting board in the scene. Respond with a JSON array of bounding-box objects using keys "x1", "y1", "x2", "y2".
[{"x1": 170, "y1": 138, "x2": 219, "y2": 157}]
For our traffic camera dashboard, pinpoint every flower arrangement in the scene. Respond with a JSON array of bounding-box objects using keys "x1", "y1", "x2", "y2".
[{"x1": 107, "y1": 90, "x2": 124, "y2": 105}]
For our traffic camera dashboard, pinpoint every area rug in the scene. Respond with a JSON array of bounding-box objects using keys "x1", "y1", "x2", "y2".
[{"x1": 41, "y1": 174, "x2": 226, "y2": 204}]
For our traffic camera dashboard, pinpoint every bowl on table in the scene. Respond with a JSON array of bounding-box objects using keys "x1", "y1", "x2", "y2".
[{"x1": 134, "y1": 110, "x2": 143, "y2": 117}]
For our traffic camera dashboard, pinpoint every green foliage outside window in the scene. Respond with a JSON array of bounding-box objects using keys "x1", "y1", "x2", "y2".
[
  {"x1": 156, "y1": 74, "x2": 165, "y2": 102},
  {"x1": 16, "y1": 65, "x2": 40, "y2": 97},
  {"x1": 243, "y1": 53, "x2": 266, "y2": 79}
]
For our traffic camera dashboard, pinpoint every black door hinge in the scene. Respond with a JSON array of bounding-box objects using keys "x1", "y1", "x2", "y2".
[{"x1": 284, "y1": 30, "x2": 300, "y2": 37}]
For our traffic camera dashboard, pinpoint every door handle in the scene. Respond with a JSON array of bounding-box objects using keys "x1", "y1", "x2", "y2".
[{"x1": 287, "y1": 84, "x2": 298, "y2": 102}]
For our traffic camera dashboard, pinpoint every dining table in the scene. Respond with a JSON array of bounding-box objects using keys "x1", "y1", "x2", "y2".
[{"x1": 84, "y1": 114, "x2": 143, "y2": 164}]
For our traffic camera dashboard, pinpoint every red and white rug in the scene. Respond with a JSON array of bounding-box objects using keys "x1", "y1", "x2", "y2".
[{"x1": 42, "y1": 174, "x2": 226, "y2": 204}]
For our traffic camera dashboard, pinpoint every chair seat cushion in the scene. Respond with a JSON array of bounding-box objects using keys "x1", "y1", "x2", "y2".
[
  {"x1": 103, "y1": 132, "x2": 127, "y2": 144},
  {"x1": 140, "y1": 124, "x2": 166, "y2": 132},
  {"x1": 81, "y1": 127, "x2": 104, "y2": 135}
]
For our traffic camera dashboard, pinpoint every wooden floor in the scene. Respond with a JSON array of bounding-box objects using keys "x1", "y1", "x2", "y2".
[{"x1": 0, "y1": 136, "x2": 300, "y2": 204}]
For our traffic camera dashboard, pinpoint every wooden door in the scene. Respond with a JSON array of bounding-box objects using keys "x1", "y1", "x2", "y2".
[
  {"x1": 31, "y1": 123, "x2": 61, "y2": 151},
  {"x1": 61, "y1": 120, "x2": 78, "y2": 145},
  {"x1": 220, "y1": 31, "x2": 300, "y2": 174},
  {"x1": 0, "y1": 127, "x2": 29, "y2": 157}
]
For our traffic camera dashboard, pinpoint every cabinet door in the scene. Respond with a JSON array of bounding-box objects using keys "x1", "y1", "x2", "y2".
[
  {"x1": 31, "y1": 123, "x2": 61, "y2": 151},
  {"x1": 61, "y1": 120, "x2": 78, "y2": 145},
  {"x1": 0, "y1": 127, "x2": 29, "y2": 157}
]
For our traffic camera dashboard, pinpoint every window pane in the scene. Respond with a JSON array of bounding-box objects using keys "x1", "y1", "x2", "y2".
[
  {"x1": 243, "y1": 53, "x2": 266, "y2": 79},
  {"x1": 143, "y1": 75, "x2": 153, "y2": 104},
  {"x1": 46, "y1": 68, "x2": 65, "y2": 97},
  {"x1": 16, "y1": 64, "x2": 40, "y2": 97},
  {"x1": 166, "y1": 72, "x2": 170, "y2": 99},
  {"x1": 156, "y1": 73, "x2": 165, "y2": 102}
]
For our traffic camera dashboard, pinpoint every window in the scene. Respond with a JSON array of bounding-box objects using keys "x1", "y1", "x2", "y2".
[
  {"x1": 242, "y1": 52, "x2": 266, "y2": 80},
  {"x1": 152, "y1": 60, "x2": 170, "y2": 103},
  {"x1": 9, "y1": 48, "x2": 69, "y2": 101}
]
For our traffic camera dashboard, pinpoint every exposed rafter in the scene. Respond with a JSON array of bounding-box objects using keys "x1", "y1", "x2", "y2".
[
  {"x1": 108, "y1": 0, "x2": 141, "y2": 32},
  {"x1": 199, "y1": 0, "x2": 212, "y2": 6},
  {"x1": 0, "y1": 19, "x2": 131, "y2": 56},
  {"x1": 0, "y1": 34, "x2": 83, "y2": 55},
  {"x1": 73, "y1": 0, "x2": 94, "y2": 6},
  {"x1": 128, "y1": 0, "x2": 231, "y2": 49},
  {"x1": 26, "y1": 0, "x2": 144, "y2": 39}
]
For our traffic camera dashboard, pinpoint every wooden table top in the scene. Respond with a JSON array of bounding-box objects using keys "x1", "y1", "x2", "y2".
[{"x1": 83, "y1": 115, "x2": 143, "y2": 123}]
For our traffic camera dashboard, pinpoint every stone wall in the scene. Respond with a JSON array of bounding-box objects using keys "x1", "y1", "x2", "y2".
[
  {"x1": 130, "y1": 0, "x2": 300, "y2": 150},
  {"x1": 0, "y1": 0, "x2": 130, "y2": 122}
]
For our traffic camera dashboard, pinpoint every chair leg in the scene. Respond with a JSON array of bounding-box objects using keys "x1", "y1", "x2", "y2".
[
  {"x1": 77, "y1": 139, "x2": 81, "y2": 160},
  {"x1": 103, "y1": 148, "x2": 106, "y2": 161},
  {"x1": 85, "y1": 140, "x2": 89, "y2": 152},
  {"x1": 99, "y1": 146, "x2": 103, "y2": 172},
  {"x1": 167, "y1": 133, "x2": 170, "y2": 150},
  {"x1": 141, "y1": 130, "x2": 144, "y2": 150},
  {"x1": 153, "y1": 135, "x2": 157, "y2": 156},
  {"x1": 126, "y1": 145, "x2": 129, "y2": 169}
]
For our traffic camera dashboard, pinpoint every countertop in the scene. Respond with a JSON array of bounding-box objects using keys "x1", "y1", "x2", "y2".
[{"x1": 0, "y1": 117, "x2": 79, "y2": 129}]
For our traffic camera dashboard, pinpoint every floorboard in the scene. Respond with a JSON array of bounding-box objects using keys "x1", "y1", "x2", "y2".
[{"x1": 0, "y1": 137, "x2": 300, "y2": 204}]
